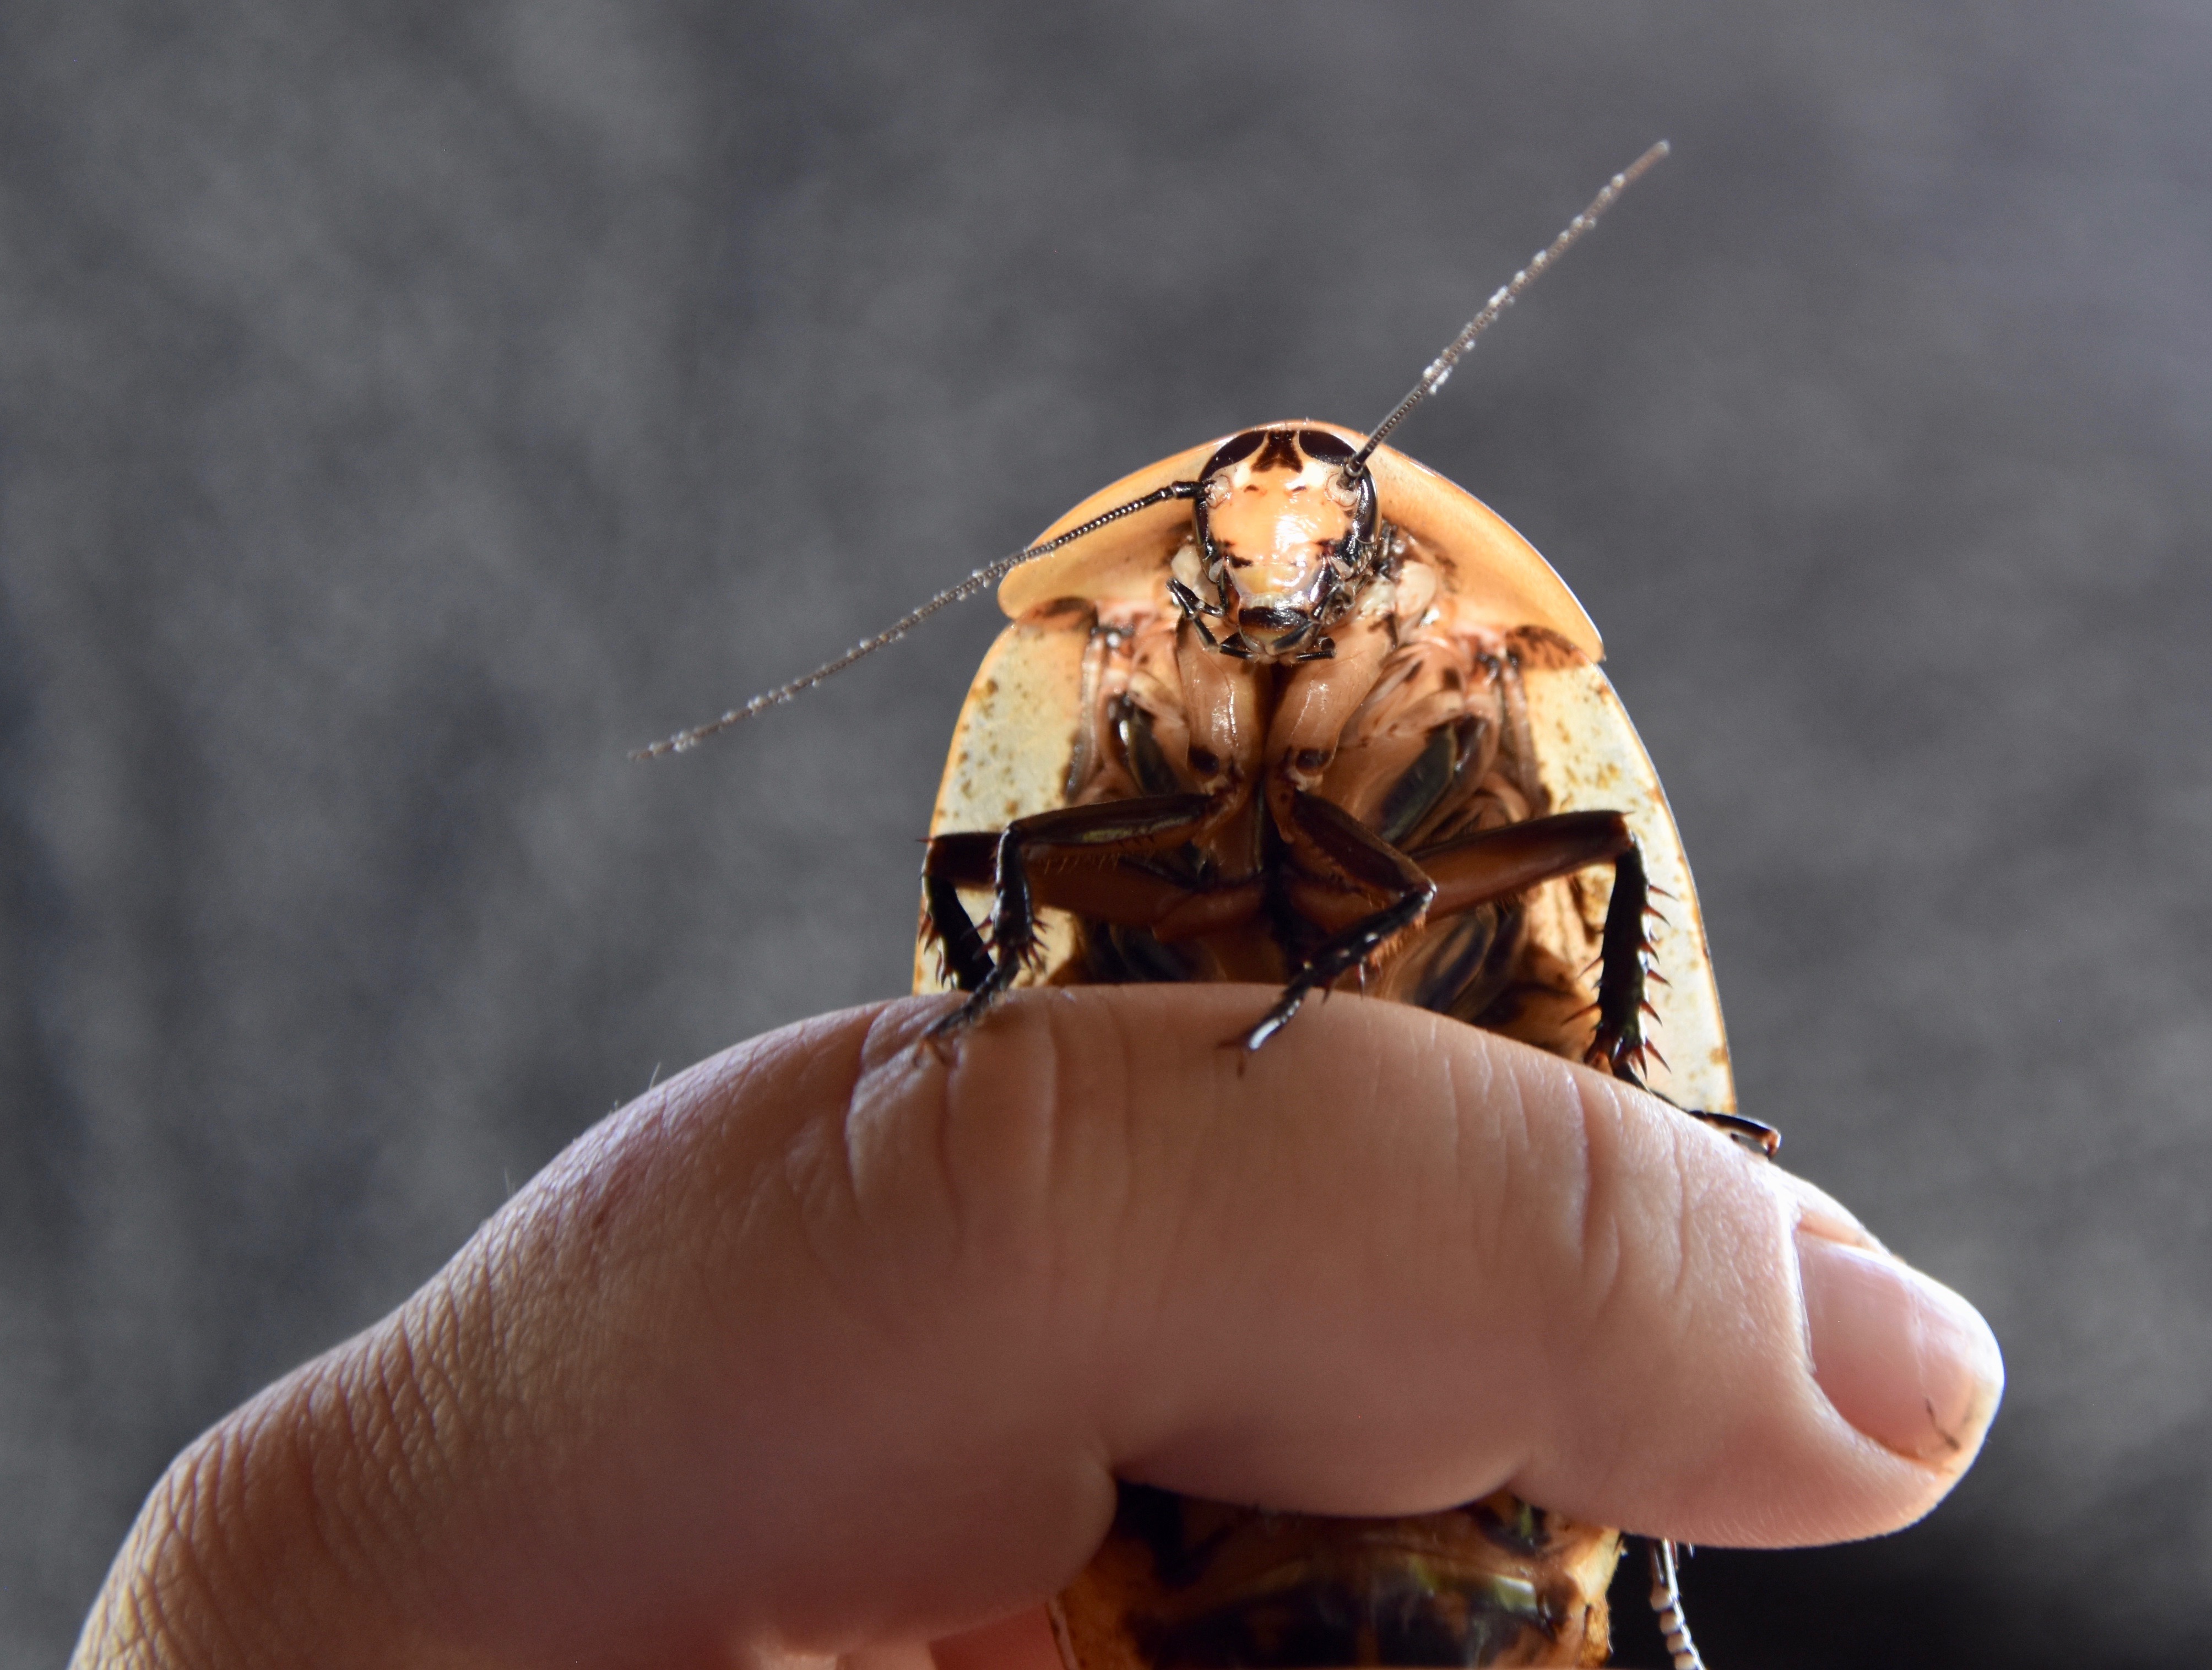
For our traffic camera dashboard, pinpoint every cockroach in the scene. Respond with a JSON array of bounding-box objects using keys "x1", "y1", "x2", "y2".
[{"x1": 640, "y1": 141, "x2": 1772, "y2": 1670}]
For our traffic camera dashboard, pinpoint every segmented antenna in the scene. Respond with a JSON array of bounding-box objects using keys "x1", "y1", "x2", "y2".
[
  {"x1": 1649, "y1": 1539, "x2": 1707, "y2": 1670},
  {"x1": 637, "y1": 142, "x2": 1668, "y2": 757},
  {"x1": 632, "y1": 481, "x2": 1195, "y2": 758},
  {"x1": 1347, "y1": 139, "x2": 1671, "y2": 473}
]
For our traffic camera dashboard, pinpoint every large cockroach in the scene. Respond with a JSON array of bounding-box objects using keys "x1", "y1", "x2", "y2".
[{"x1": 642, "y1": 142, "x2": 1769, "y2": 1670}]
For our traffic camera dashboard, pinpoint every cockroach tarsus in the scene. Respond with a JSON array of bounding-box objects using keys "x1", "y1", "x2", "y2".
[{"x1": 642, "y1": 140, "x2": 1780, "y2": 1670}]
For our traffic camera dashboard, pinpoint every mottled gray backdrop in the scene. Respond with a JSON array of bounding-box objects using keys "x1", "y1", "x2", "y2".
[{"x1": 5, "y1": 3, "x2": 2209, "y2": 1664}]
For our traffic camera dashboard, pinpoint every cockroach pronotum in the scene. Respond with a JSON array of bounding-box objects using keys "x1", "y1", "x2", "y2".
[{"x1": 641, "y1": 141, "x2": 1773, "y2": 1670}]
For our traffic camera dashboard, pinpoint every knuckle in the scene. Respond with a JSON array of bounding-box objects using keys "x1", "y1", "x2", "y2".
[{"x1": 784, "y1": 1000, "x2": 1081, "y2": 1353}]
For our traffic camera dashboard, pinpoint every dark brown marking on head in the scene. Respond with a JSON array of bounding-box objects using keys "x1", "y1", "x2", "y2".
[
  {"x1": 1187, "y1": 744, "x2": 1221, "y2": 776},
  {"x1": 1296, "y1": 428, "x2": 1354, "y2": 462},
  {"x1": 1295, "y1": 747, "x2": 1331, "y2": 773},
  {"x1": 1202, "y1": 430, "x2": 1265, "y2": 476},
  {"x1": 1251, "y1": 428, "x2": 1302, "y2": 473}
]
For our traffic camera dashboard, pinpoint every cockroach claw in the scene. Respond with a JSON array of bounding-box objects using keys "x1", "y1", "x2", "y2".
[{"x1": 1688, "y1": 1108, "x2": 1781, "y2": 1159}]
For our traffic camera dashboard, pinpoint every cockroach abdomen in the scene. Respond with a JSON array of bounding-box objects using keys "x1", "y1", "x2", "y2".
[{"x1": 1051, "y1": 1485, "x2": 1621, "y2": 1670}]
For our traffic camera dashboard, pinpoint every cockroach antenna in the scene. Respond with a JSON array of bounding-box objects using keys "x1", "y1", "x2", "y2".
[
  {"x1": 631, "y1": 482, "x2": 1196, "y2": 758},
  {"x1": 633, "y1": 140, "x2": 1668, "y2": 762},
  {"x1": 1346, "y1": 138, "x2": 1670, "y2": 474}
]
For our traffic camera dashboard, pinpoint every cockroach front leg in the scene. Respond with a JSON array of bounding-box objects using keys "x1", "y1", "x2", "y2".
[
  {"x1": 1244, "y1": 788, "x2": 1439, "y2": 1050},
  {"x1": 924, "y1": 791, "x2": 1230, "y2": 1038}
]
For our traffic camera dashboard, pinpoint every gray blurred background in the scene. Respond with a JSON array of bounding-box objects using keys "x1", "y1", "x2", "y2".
[{"x1": 4, "y1": 2, "x2": 2208, "y2": 1664}]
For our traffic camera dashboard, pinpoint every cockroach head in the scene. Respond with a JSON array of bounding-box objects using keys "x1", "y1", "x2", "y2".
[{"x1": 1185, "y1": 426, "x2": 1379, "y2": 658}]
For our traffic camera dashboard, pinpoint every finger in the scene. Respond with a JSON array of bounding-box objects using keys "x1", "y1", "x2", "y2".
[
  {"x1": 87, "y1": 986, "x2": 2000, "y2": 1670},
  {"x1": 875, "y1": 985, "x2": 1994, "y2": 1542}
]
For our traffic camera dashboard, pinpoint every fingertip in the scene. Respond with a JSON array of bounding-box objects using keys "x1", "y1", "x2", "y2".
[{"x1": 1797, "y1": 1232, "x2": 2005, "y2": 1471}]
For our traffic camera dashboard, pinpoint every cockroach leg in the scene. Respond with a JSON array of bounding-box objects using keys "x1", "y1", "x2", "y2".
[
  {"x1": 1398, "y1": 812, "x2": 1777, "y2": 1151},
  {"x1": 1650, "y1": 1538, "x2": 1707, "y2": 1670},
  {"x1": 1242, "y1": 789, "x2": 1439, "y2": 1051},
  {"x1": 1394, "y1": 809, "x2": 1665, "y2": 1083},
  {"x1": 1588, "y1": 839, "x2": 1657, "y2": 1084},
  {"x1": 1245, "y1": 805, "x2": 1672, "y2": 1058},
  {"x1": 926, "y1": 791, "x2": 1230, "y2": 1037},
  {"x1": 1413, "y1": 810, "x2": 1635, "y2": 917},
  {"x1": 1684, "y1": 1109, "x2": 1781, "y2": 1159},
  {"x1": 920, "y1": 831, "x2": 999, "y2": 992}
]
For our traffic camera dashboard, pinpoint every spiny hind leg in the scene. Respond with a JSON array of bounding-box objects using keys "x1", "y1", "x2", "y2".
[
  {"x1": 1246, "y1": 804, "x2": 1661, "y2": 1054},
  {"x1": 1494, "y1": 823, "x2": 1777, "y2": 1156},
  {"x1": 1407, "y1": 810, "x2": 1652, "y2": 1076},
  {"x1": 1397, "y1": 810, "x2": 1778, "y2": 1161},
  {"x1": 1585, "y1": 837, "x2": 1658, "y2": 1086},
  {"x1": 1684, "y1": 1108, "x2": 1780, "y2": 1158}
]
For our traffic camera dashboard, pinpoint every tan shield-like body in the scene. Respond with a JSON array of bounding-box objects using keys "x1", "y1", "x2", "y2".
[{"x1": 913, "y1": 429, "x2": 1736, "y2": 1667}]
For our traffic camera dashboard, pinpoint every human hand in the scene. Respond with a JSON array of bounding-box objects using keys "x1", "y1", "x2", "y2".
[{"x1": 73, "y1": 986, "x2": 2002, "y2": 1669}]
